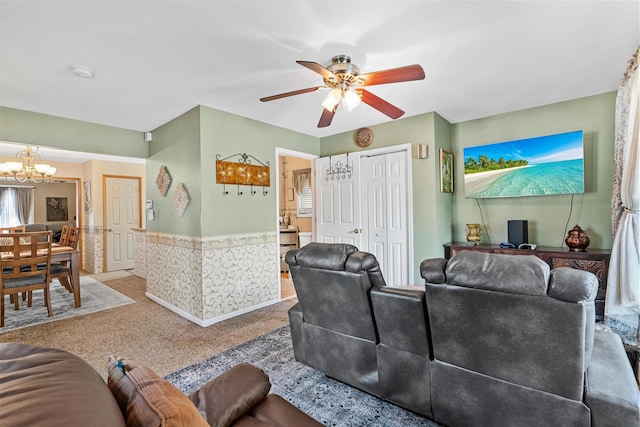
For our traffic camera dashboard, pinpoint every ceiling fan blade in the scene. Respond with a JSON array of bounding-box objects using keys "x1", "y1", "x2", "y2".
[
  {"x1": 260, "y1": 87, "x2": 324, "y2": 102},
  {"x1": 357, "y1": 89, "x2": 405, "y2": 119},
  {"x1": 296, "y1": 60, "x2": 338, "y2": 81},
  {"x1": 318, "y1": 105, "x2": 337, "y2": 128},
  {"x1": 359, "y1": 64, "x2": 425, "y2": 86}
]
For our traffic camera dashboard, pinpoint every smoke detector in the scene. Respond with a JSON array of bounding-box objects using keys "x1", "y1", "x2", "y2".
[{"x1": 70, "y1": 66, "x2": 94, "y2": 79}]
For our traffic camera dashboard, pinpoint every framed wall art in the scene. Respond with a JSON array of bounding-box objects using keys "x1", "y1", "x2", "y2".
[
  {"x1": 46, "y1": 197, "x2": 69, "y2": 221},
  {"x1": 440, "y1": 149, "x2": 453, "y2": 193},
  {"x1": 172, "y1": 182, "x2": 190, "y2": 217},
  {"x1": 155, "y1": 165, "x2": 172, "y2": 197},
  {"x1": 83, "y1": 180, "x2": 92, "y2": 213}
]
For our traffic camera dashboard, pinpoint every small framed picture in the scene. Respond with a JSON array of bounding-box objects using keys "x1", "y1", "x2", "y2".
[
  {"x1": 287, "y1": 188, "x2": 295, "y2": 202},
  {"x1": 440, "y1": 149, "x2": 453, "y2": 193},
  {"x1": 83, "y1": 180, "x2": 92, "y2": 213}
]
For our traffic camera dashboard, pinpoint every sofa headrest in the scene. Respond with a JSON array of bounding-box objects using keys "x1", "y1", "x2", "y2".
[
  {"x1": 285, "y1": 242, "x2": 387, "y2": 287},
  {"x1": 445, "y1": 251, "x2": 550, "y2": 296},
  {"x1": 285, "y1": 242, "x2": 358, "y2": 271},
  {"x1": 419, "y1": 258, "x2": 448, "y2": 283},
  {"x1": 548, "y1": 267, "x2": 598, "y2": 302}
]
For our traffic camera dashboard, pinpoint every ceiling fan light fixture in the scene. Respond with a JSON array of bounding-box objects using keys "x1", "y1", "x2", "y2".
[
  {"x1": 342, "y1": 89, "x2": 361, "y2": 112},
  {"x1": 321, "y1": 88, "x2": 342, "y2": 111}
]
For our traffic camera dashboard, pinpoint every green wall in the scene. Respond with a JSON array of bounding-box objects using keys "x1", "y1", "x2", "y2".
[
  {"x1": 2, "y1": 91, "x2": 618, "y2": 275},
  {"x1": 452, "y1": 92, "x2": 616, "y2": 249},
  {"x1": 147, "y1": 106, "x2": 319, "y2": 237},
  {"x1": 319, "y1": 112, "x2": 453, "y2": 284},
  {"x1": 199, "y1": 107, "x2": 319, "y2": 236},
  {"x1": 146, "y1": 106, "x2": 203, "y2": 236},
  {"x1": 0, "y1": 107, "x2": 147, "y2": 159}
]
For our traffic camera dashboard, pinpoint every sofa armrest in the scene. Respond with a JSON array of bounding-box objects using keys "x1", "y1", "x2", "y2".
[
  {"x1": 189, "y1": 363, "x2": 271, "y2": 427},
  {"x1": 288, "y1": 302, "x2": 307, "y2": 363},
  {"x1": 370, "y1": 286, "x2": 431, "y2": 356},
  {"x1": 584, "y1": 329, "x2": 640, "y2": 427}
]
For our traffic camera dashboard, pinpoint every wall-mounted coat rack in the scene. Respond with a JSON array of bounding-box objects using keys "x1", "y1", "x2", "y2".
[{"x1": 216, "y1": 153, "x2": 270, "y2": 195}]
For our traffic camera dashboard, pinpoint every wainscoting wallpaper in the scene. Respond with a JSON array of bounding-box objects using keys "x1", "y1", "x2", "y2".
[
  {"x1": 133, "y1": 229, "x2": 147, "y2": 279},
  {"x1": 81, "y1": 225, "x2": 104, "y2": 274},
  {"x1": 144, "y1": 231, "x2": 279, "y2": 325}
]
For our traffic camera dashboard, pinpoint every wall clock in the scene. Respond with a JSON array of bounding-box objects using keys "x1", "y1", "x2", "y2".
[{"x1": 354, "y1": 127, "x2": 373, "y2": 148}]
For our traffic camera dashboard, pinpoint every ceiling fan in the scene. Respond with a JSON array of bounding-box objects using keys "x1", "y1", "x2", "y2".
[{"x1": 260, "y1": 55, "x2": 425, "y2": 128}]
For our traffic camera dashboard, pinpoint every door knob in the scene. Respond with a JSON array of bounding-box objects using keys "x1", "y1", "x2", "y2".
[
  {"x1": 352, "y1": 228, "x2": 361, "y2": 234},
  {"x1": 107, "y1": 228, "x2": 113, "y2": 232}
]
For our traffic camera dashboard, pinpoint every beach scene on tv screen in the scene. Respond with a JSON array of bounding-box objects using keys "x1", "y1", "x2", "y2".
[{"x1": 463, "y1": 130, "x2": 585, "y2": 198}]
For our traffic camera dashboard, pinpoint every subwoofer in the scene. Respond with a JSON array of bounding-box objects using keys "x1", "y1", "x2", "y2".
[{"x1": 508, "y1": 220, "x2": 528, "y2": 247}]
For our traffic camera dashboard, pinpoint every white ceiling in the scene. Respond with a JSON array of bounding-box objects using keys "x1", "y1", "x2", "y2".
[{"x1": 1, "y1": 1, "x2": 638, "y2": 142}]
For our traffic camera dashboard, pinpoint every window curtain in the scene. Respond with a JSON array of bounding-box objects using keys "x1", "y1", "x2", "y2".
[
  {"x1": 0, "y1": 188, "x2": 9, "y2": 225},
  {"x1": 293, "y1": 168, "x2": 311, "y2": 195},
  {"x1": 15, "y1": 187, "x2": 33, "y2": 225},
  {"x1": 606, "y1": 48, "x2": 639, "y2": 323}
]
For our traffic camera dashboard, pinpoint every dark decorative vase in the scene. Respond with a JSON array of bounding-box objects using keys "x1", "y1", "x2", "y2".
[{"x1": 565, "y1": 225, "x2": 590, "y2": 252}]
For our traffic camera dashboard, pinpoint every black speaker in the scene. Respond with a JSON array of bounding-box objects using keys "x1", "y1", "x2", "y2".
[{"x1": 508, "y1": 220, "x2": 529, "y2": 247}]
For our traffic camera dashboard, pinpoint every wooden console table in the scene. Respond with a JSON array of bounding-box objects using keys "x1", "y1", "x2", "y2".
[{"x1": 444, "y1": 243, "x2": 611, "y2": 321}]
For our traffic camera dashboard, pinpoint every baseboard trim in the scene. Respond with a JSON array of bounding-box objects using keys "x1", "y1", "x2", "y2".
[{"x1": 145, "y1": 292, "x2": 280, "y2": 327}]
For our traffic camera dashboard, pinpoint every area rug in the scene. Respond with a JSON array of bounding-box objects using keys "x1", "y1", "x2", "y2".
[
  {"x1": 1, "y1": 276, "x2": 135, "y2": 333},
  {"x1": 165, "y1": 326, "x2": 439, "y2": 427}
]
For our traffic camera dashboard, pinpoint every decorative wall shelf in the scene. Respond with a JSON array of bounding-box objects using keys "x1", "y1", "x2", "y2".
[{"x1": 216, "y1": 153, "x2": 270, "y2": 195}]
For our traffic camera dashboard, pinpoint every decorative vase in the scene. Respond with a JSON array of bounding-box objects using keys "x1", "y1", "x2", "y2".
[
  {"x1": 565, "y1": 224, "x2": 590, "y2": 252},
  {"x1": 465, "y1": 223, "x2": 482, "y2": 246}
]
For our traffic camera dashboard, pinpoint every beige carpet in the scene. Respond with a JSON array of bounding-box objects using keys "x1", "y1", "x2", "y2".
[{"x1": 0, "y1": 271, "x2": 297, "y2": 379}]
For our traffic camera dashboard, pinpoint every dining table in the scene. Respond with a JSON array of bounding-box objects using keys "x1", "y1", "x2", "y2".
[
  {"x1": 49, "y1": 244, "x2": 81, "y2": 307},
  {"x1": 1, "y1": 243, "x2": 81, "y2": 308}
]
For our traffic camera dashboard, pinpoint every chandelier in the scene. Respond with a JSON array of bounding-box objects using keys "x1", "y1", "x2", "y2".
[{"x1": 0, "y1": 146, "x2": 57, "y2": 183}]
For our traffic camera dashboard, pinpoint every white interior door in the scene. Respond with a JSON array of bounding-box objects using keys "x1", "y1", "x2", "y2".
[
  {"x1": 105, "y1": 176, "x2": 140, "y2": 271},
  {"x1": 315, "y1": 154, "x2": 362, "y2": 246},
  {"x1": 362, "y1": 151, "x2": 409, "y2": 287}
]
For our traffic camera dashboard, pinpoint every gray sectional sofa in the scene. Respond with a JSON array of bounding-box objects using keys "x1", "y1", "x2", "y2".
[
  {"x1": 285, "y1": 243, "x2": 640, "y2": 427},
  {"x1": 21, "y1": 223, "x2": 73, "y2": 242}
]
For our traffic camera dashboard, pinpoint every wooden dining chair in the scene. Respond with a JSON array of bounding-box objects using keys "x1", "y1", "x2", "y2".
[
  {"x1": 67, "y1": 226, "x2": 80, "y2": 250},
  {"x1": 0, "y1": 226, "x2": 27, "y2": 233},
  {"x1": 51, "y1": 226, "x2": 80, "y2": 292},
  {"x1": 0, "y1": 231, "x2": 53, "y2": 328},
  {"x1": 59, "y1": 225, "x2": 71, "y2": 246}
]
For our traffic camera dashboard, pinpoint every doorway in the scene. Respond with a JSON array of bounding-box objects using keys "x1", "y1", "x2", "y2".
[
  {"x1": 103, "y1": 175, "x2": 141, "y2": 272},
  {"x1": 276, "y1": 148, "x2": 318, "y2": 300}
]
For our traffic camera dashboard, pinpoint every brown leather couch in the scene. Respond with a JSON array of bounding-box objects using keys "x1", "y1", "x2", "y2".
[{"x1": 0, "y1": 342, "x2": 322, "y2": 427}]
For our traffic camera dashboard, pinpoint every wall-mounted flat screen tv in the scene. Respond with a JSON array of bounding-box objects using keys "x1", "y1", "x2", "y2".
[{"x1": 463, "y1": 130, "x2": 585, "y2": 198}]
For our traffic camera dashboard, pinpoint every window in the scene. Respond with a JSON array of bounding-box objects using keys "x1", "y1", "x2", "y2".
[
  {"x1": 296, "y1": 184, "x2": 313, "y2": 217},
  {"x1": 0, "y1": 188, "x2": 21, "y2": 227},
  {"x1": 0, "y1": 187, "x2": 34, "y2": 227},
  {"x1": 293, "y1": 168, "x2": 312, "y2": 218}
]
